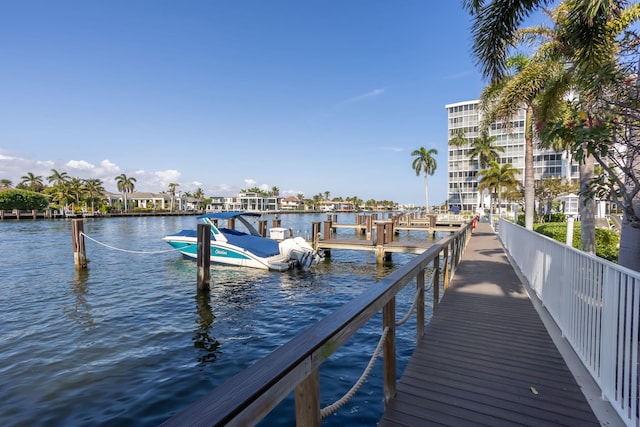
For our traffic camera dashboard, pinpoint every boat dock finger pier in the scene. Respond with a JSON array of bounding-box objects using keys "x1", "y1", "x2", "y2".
[{"x1": 311, "y1": 213, "x2": 469, "y2": 263}]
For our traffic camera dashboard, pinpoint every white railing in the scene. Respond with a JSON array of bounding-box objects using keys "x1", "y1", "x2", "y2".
[{"x1": 499, "y1": 218, "x2": 639, "y2": 427}]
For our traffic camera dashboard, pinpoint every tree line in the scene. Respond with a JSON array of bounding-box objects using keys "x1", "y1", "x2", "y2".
[{"x1": 1, "y1": 171, "x2": 402, "y2": 213}]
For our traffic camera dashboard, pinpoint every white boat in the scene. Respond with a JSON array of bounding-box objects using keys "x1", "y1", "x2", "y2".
[{"x1": 163, "y1": 212, "x2": 321, "y2": 271}]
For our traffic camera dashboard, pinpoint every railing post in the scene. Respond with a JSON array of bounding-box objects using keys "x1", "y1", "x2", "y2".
[
  {"x1": 382, "y1": 298, "x2": 396, "y2": 406},
  {"x1": 416, "y1": 270, "x2": 425, "y2": 341},
  {"x1": 442, "y1": 247, "x2": 450, "y2": 291},
  {"x1": 433, "y1": 256, "x2": 440, "y2": 309},
  {"x1": 295, "y1": 369, "x2": 321, "y2": 427}
]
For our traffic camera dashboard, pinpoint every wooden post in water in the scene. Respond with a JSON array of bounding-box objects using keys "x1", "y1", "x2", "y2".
[
  {"x1": 71, "y1": 219, "x2": 87, "y2": 269},
  {"x1": 323, "y1": 220, "x2": 332, "y2": 241},
  {"x1": 375, "y1": 221, "x2": 387, "y2": 263},
  {"x1": 272, "y1": 218, "x2": 281, "y2": 228},
  {"x1": 196, "y1": 224, "x2": 211, "y2": 292},
  {"x1": 258, "y1": 220, "x2": 267, "y2": 237}
]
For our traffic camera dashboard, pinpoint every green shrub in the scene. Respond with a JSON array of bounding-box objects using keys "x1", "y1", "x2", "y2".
[
  {"x1": 534, "y1": 222, "x2": 619, "y2": 263},
  {"x1": 517, "y1": 213, "x2": 566, "y2": 226},
  {"x1": 0, "y1": 189, "x2": 49, "y2": 210}
]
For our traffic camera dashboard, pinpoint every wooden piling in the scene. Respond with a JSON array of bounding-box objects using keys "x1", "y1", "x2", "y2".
[
  {"x1": 71, "y1": 219, "x2": 87, "y2": 269},
  {"x1": 323, "y1": 220, "x2": 332, "y2": 241},
  {"x1": 197, "y1": 224, "x2": 211, "y2": 292},
  {"x1": 258, "y1": 220, "x2": 267, "y2": 237}
]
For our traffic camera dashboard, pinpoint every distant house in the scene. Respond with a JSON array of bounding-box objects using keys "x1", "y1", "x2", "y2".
[
  {"x1": 281, "y1": 196, "x2": 303, "y2": 210},
  {"x1": 105, "y1": 191, "x2": 190, "y2": 211}
]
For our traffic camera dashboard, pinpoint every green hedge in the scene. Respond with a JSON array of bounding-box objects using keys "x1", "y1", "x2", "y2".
[
  {"x1": 0, "y1": 189, "x2": 49, "y2": 211},
  {"x1": 517, "y1": 213, "x2": 567, "y2": 225},
  {"x1": 535, "y1": 222, "x2": 619, "y2": 263}
]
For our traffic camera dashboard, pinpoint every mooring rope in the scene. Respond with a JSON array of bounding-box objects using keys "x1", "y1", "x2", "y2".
[
  {"x1": 320, "y1": 326, "x2": 390, "y2": 419},
  {"x1": 320, "y1": 271, "x2": 437, "y2": 417},
  {"x1": 80, "y1": 232, "x2": 185, "y2": 254},
  {"x1": 395, "y1": 273, "x2": 435, "y2": 327}
]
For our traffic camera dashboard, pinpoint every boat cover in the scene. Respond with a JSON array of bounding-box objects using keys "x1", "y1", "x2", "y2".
[{"x1": 167, "y1": 229, "x2": 280, "y2": 258}]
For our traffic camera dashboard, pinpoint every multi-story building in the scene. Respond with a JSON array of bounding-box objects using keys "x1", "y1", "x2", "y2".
[{"x1": 445, "y1": 100, "x2": 578, "y2": 213}]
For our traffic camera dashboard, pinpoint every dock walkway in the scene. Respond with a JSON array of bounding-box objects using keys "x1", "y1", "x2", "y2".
[{"x1": 379, "y1": 221, "x2": 603, "y2": 426}]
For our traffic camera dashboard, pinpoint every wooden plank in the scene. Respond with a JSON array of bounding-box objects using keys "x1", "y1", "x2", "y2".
[{"x1": 380, "y1": 223, "x2": 600, "y2": 426}]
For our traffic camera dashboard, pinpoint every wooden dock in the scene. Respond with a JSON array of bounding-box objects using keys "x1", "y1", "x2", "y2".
[
  {"x1": 379, "y1": 222, "x2": 603, "y2": 426},
  {"x1": 314, "y1": 214, "x2": 469, "y2": 262}
]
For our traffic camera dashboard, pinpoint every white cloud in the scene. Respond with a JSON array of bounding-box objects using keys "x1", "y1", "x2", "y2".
[
  {"x1": 244, "y1": 178, "x2": 256, "y2": 187},
  {"x1": 99, "y1": 160, "x2": 120, "y2": 173},
  {"x1": 66, "y1": 160, "x2": 95, "y2": 170}
]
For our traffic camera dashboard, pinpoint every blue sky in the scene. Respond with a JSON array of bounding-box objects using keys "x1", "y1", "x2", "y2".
[{"x1": 0, "y1": 1, "x2": 488, "y2": 206}]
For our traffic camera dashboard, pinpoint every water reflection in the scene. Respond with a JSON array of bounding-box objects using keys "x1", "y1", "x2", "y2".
[
  {"x1": 193, "y1": 291, "x2": 220, "y2": 364},
  {"x1": 63, "y1": 269, "x2": 95, "y2": 329}
]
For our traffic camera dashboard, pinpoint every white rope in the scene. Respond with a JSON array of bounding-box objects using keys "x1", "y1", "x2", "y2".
[
  {"x1": 80, "y1": 232, "x2": 186, "y2": 254},
  {"x1": 395, "y1": 273, "x2": 435, "y2": 326},
  {"x1": 320, "y1": 327, "x2": 389, "y2": 419}
]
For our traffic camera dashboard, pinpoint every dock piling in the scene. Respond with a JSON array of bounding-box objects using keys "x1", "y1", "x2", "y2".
[
  {"x1": 71, "y1": 219, "x2": 87, "y2": 269},
  {"x1": 197, "y1": 224, "x2": 211, "y2": 292}
]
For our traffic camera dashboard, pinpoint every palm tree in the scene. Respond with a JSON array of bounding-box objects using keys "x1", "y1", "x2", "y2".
[
  {"x1": 448, "y1": 128, "x2": 468, "y2": 148},
  {"x1": 19, "y1": 172, "x2": 44, "y2": 192},
  {"x1": 115, "y1": 174, "x2": 136, "y2": 211},
  {"x1": 47, "y1": 169, "x2": 70, "y2": 187},
  {"x1": 464, "y1": 0, "x2": 640, "y2": 269},
  {"x1": 168, "y1": 183, "x2": 180, "y2": 212},
  {"x1": 67, "y1": 178, "x2": 85, "y2": 207},
  {"x1": 467, "y1": 129, "x2": 505, "y2": 212},
  {"x1": 193, "y1": 187, "x2": 205, "y2": 210},
  {"x1": 479, "y1": 53, "x2": 554, "y2": 231},
  {"x1": 411, "y1": 147, "x2": 438, "y2": 210},
  {"x1": 478, "y1": 161, "x2": 521, "y2": 219},
  {"x1": 468, "y1": 129, "x2": 505, "y2": 169},
  {"x1": 83, "y1": 179, "x2": 105, "y2": 212}
]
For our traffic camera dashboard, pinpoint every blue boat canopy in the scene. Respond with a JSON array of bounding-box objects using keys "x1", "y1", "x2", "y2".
[{"x1": 197, "y1": 211, "x2": 261, "y2": 220}]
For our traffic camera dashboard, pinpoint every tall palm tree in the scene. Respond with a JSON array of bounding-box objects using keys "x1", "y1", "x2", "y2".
[
  {"x1": 47, "y1": 169, "x2": 70, "y2": 187},
  {"x1": 115, "y1": 174, "x2": 136, "y2": 211},
  {"x1": 67, "y1": 178, "x2": 85, "y2": 207},
  {"x1": 83, "y1": 179, "x2": 105, "y2": 212},
  {"x1": 478, "y1": 161, "x2": 521, "y2": 218},
  {"x1": 19, "y1": 172, "x2": 44, "y2": 192},
  {"x1": 448, "y1": 128, "x2": 468, "y2": 147},
  {"x1": 479, "y1": 53, "x2": 550, "y2": 230},
  {"x1": 464, "y1": 0, "x2": 640, "y2": 269},
  {"x1": 468, "y1": 129, "x2": 505, "y2": 212},
  {"x1": 168, "y1": 183, "x2": 180, "y2": 212},
  {"x1": 193, "y1": 187, "x2": 205, "y2": 210},
  {"x1": 411, "y1": 147, "x2": 438, "y2": 210},
  {"x1": 468, "y1": 129, "x2": 505, "y2": 169}
]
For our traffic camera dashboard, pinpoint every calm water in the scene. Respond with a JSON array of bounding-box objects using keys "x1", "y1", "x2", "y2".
[{"x1": 0, "y1": 213, "x2": 437, "y2": 426}]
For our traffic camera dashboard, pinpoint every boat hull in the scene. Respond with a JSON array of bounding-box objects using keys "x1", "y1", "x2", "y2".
[{"x1": 163, "y1": 236, "x2": 292, "y2": 271}]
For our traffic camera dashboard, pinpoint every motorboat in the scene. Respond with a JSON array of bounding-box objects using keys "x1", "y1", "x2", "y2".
[{"x1": 163, "y1": 212, "x2": 321, "y2": 271}]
